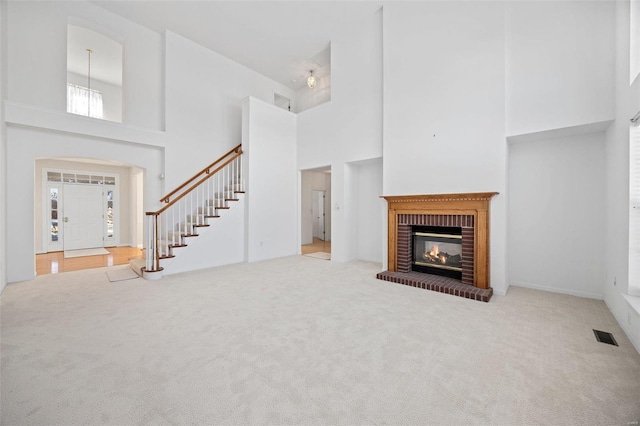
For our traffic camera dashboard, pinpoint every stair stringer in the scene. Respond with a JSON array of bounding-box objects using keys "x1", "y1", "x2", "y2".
[{"x1": 159, "y1": 195, "x2": 246, "y2": 276}]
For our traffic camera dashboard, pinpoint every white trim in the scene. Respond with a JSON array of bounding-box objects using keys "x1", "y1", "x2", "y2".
[
  {"x1": 605, "y1": 298, "x2": 640, "y2": 355},
  {"x1": 103, "y1": 182, "x2": 120, "y2": 246},
  {"x1": 43, "y1": 182, "x2": 63, "y2": 253},
  {"x1": 624, "y1": 294, "x2": 640, "y2": 316},
  {"x1": 493, "y1": 287, "x2": 508, "y2": 297},
  {"x1": 4, "y1": 101, "x2": 166, "y2": 147},
  {"x1": 42, "y1": 167, "x2": 119, "y2": 252}
]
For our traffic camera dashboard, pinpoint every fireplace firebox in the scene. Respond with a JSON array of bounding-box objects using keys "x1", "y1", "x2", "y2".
[{"x1": 412, "y1": 226, "x2": 462, "y2": 279}]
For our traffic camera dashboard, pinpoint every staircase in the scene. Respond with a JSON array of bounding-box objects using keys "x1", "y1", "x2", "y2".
[{"x1": 134, "y1": 144, "x2": 244, "y2": 280}]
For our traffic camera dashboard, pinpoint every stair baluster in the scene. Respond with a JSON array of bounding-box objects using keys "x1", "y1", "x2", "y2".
[{"x1": 144, "y1": 145, "x2": 243, "y2": 274}]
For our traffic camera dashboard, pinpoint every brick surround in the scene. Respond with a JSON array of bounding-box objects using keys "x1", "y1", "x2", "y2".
[
  {"x1": 396, "y1": 214, "x2": 475, "y2": 285},
  {"x1": 379, "y1": 193, "x2": 498, "y2": 302}
]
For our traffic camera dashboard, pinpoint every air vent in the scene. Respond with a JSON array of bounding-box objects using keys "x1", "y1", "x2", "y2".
[{"x1": 593, "y1": 329, "x2": 618, "y2": 346}]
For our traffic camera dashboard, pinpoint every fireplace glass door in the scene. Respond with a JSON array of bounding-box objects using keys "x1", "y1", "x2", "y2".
[{"x1": 412, "y1": 226, "x2": 462, "y2": 279}]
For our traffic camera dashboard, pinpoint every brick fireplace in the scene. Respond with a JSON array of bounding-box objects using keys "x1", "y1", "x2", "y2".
[{"x1": 377, "y1": 192, "x2": 498, "y2": 302}]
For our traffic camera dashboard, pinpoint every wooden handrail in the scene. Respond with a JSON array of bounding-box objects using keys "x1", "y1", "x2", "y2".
[
  {"x1": 149, "y1": 151, "x2": 242, "y2": 216},
  {"x1": 160, "y1": 143, "x2": 242, "y2": 203},
  {"x1": 145, "y1": 145, "x2": 244, "y2": 273}
]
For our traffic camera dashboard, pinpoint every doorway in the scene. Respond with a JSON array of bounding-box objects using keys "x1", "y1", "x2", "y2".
[
  {"x1": 301, "y1": 168, "x2": 331, "y2": 256},
  {"x1": 43, "y1": 169, "x2": 119, "y2": 253},
  {"x1": 36, "y1": 160, "x2": 144, "y2": 275},
  {"x1": 312, "y1": 190, "x2": 326, "y2": 242},
  {"x1": 63, "y1": 184, "x2": 104, "y2": 250}
]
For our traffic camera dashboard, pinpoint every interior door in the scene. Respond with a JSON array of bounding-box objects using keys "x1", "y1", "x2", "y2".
[
  {"x1": 312, "y1": 190, "x2": 326, "y2": 241},
  {"x1": 63, "y1": 184, "x2": 104, "y2": 250}
]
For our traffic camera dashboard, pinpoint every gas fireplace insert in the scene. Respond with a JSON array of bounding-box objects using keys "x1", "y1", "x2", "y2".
[{"x1": 412, "y1": 225, "x2": 462, "y2": 279}]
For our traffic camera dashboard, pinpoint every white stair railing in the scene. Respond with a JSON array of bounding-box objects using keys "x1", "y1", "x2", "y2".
[{"x1": 145, "y1": 145, "x2": 244, "y2": 273}]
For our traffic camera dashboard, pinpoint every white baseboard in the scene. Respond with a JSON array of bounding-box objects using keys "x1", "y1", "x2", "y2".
[
  {"x1": 605, "y1": 298, "x2": 640, "y2": 355},
  {"x1": 510, "y1": 281, "x2": 603, "y2": 300},
  {"x1": 493, "y1": 287, "x2": 508, "y2": 296}
]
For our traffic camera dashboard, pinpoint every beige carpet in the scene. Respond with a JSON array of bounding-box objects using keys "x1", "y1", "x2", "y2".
[
  {"x1": 304, "y1": 251, "x2": 331, "y2": 260},
  {"x1": 63, "y1": 247, "x2": 109, "y2": 258},
  {"x1": 1, "y1": 256, "x2": 639, "y2": 425},
  {"x1": 105, "y1": 265, "x2": 141, "y2": 282}
]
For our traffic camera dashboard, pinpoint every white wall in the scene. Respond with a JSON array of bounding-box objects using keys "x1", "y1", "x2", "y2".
[
  {"x1": 295, "y1": 74, "x2": 331, "y2": 113},
  {"x1": 67, "y1": 72, "x2": 123, "y2": 123},
  {"x1": 6, "y1": 1, "x2": 163, "y2": 130},
  {"x1": 506, "y1": 1, "x2": 615, "y2": 136},
  {"x1": 5, "y1": 126, "x2": 163, "y2": 283},
  {"x1": 297, "y1": 9, "x2": 382, "y2": 169},
  {"x1": 297, "y1": 8, "x2": 382, "y2": 263},
  {"x1": 162, "y1": 197, "x2": 246, "y2": 276},
  {"x1": 383, "y1": 2, "x2": 506, "y2": 196},
  {"x1": 604, "y1": 0, "x2": 640, "y2": 353},
  {"x1": 355, "y1": 159, "x2": 383, "y2": 263},
  {"x1": 508, "y1": 133, "x2": 606, "y2": 299},
  {"x1": 132, "y1": 169, "x2": 144, "y2": 248},
  {"x1": 0, "y1": 0, "x2": 6, "y2": 293},
  {"x1": 382, "y1": 2, "x2": 508, "y2": 292},
  {"x1": 164, "y1": 31, "x2": 296, "y2": 191},
  {"x1": 243, "y1": 97, "x2": 298, "y2": 263},
  {"x1": 300, "y1": 170, "x2": 331, "y2": 245},
  {"x1": 34, "y1": 159, "x2": 133, "y2": 253}
]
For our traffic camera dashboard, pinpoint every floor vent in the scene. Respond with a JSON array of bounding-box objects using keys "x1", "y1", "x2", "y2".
[{"x1": 593, "y1": 329, "x2": 618, "y2": 346}]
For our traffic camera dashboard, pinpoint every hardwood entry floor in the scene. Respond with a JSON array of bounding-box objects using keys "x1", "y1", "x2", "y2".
[
  {"x1": 36, "y1": 246, "x2": 143, "y2": 276},
  {"x1": 301, "y1": 237, "x2": 331, "y2": 255}
]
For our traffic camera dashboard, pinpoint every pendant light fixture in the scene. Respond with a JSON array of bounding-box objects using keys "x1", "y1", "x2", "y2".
[
  {"x1": 307, "y1": 70, "x2": 316, "y2": 88},
  {"x1": 86, "y1": 48, "x2": 93, "y2": 116}
]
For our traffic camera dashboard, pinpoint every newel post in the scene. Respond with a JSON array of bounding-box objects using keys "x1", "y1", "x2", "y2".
[{"x1": 145, "y1": 212, "x2": 160, "y2": 272}]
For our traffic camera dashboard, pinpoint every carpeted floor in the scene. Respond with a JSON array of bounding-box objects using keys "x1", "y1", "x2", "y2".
[
  {"x1": 304, "y1": 251, "x2": 331, "y2": 260},
  {"x1": 1, "y1": 256, "x2": 639, "y2": 425},
  {"x1": 105, "y1": 265, "x2": 141, "y2": 283}
]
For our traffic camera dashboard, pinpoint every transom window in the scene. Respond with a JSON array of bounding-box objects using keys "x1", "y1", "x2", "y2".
[{"x1": 47, "y1": 171, "x2": 116, "y2": 185}]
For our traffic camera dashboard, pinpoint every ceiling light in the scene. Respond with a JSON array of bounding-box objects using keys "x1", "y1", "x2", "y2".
[{"x1": 307, "y1": 70, "x2": 316, "y2": 89}]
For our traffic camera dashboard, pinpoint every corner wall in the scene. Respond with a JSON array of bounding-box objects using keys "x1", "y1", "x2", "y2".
[
  {"x1": 355, "y1": 159, "x2": 383, "y2": 263},
  {"x1": 164, "y1": 31, "x2": 296, "y2": 192},
  {"x1": 0, "y1": 0, "x2": 6, "y2": 292},
  {"x1": 604, "y1": 0, "x2": 640, "y2": 353},
  {"x1": 243, "y1": 97, "x2": 298, "y2": 263},
  {"x1": 505, "y1": 1, "x2": 615, "y2": 135},
  {"x1": 508, "y1": 132, "x2": 606, "y2": 299}
]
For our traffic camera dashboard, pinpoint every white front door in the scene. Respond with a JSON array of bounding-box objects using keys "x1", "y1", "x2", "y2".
[{"x1": 63, "y1": 184, "x2": 104, "y2": 250}]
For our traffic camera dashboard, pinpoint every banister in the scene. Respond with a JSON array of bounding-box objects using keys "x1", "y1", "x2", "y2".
[
  {"x1": 152, "y1": 151, "x2": 242, "y2": 216},
  {"x1": 144, "y1": 145, "x2": 244, "y2": 275},
  {"x1": 160, "y1": 143, "x2": 242, "y2": 203}
]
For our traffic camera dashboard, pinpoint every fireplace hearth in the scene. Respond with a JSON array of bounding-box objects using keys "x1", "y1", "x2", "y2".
[{"x1": 377, "y1": 192, "x2": 498, "y2": 302}]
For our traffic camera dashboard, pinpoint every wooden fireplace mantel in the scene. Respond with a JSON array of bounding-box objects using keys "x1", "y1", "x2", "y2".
[{"x1": 381, "y1": 192, "x2": 498, "y2": 289}]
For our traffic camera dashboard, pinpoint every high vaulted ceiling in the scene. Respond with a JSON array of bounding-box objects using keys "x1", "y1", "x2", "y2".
[{"x1": 92, "y1": 1, "x2": 382, "y2": 90}]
